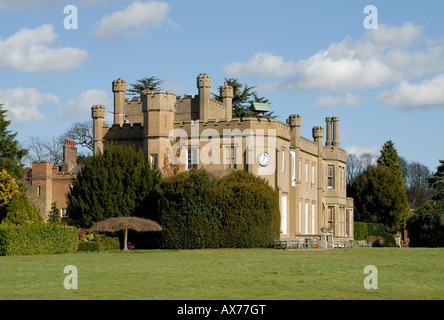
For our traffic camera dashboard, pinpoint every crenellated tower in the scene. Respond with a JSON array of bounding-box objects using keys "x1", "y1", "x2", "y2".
[
  {"x1": 112, "y1": 78, "x2": 126, "y2": 125},
  {"x1": 92, "y1": 105, "x2": 105, "y2": 155},
  {"x1": 141, "y1": 90, "x2": 176, "y2": 167},
  {"x1": 197, "y1": 73, "x2": 211, "y2": 122},
  {"x1": 220, "y1": 81, "x2": 233, "y2": 121}
]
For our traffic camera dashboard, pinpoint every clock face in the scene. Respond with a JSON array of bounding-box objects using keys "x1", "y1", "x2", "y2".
[{"x1": 258, "y1": 151, "x2": 270, "y2": 167}]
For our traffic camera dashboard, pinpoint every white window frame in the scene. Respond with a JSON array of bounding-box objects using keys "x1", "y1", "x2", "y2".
[
  {"x1": 290, "y1": 150, "x2": 296, "y2": 187},
  {"x1": 281, "y1": 195, "x2": 288, "y2": 235},
  {"x1": 327, "y1": 165, "x2": 334, "y2": 188},
  {"x1": 187, "y1": 148, "x2": 198, "y2": 170}
]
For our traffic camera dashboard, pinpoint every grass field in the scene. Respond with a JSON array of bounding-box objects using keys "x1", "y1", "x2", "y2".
[{"x1": 0, "y1": 247, "x2": 442, "y2": 300}]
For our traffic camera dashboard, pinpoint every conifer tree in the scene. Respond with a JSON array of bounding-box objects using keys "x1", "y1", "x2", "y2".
[
  {"x1": 213, "y1": 78, "x2": 275, "y2": 119},
  {"x1": 67, "y1": 144, "x2": 162, "y2": 228},
  {"x1": 349, "y1": 141, "x2": 410, "y2": 232},
  {"x1": 0, "y1": 105, "x2": 28, "y2": 180},
  {"x1": 428, "y1": 160, "x2": 444, "y2": 201}
]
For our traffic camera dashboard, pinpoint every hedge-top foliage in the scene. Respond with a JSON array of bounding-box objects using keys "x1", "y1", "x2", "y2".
[
  {"x1": 0, "y1": 224, "x2": 78, "y2": 256},
  {"x1": 153, "y1": 169, "x2": 280, "y2": 249}
]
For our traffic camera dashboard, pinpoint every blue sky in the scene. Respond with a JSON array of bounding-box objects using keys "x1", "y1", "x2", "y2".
[{"x1": 1, "y1": 0, "x2": 443, "y2": 171}]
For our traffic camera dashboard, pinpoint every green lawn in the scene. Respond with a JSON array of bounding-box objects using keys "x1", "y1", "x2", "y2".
[{"x1": 0, "y1": 247, "x2": 442, "y2": 300}]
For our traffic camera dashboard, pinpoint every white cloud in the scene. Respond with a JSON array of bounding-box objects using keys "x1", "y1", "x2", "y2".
[
  {"x1": 223, "y1": 23, "x2": 444, "y2": 94},
  {"x1": 0, "y1": 87, "x2": 59, "y2": 124},
  {"x1": 0, "y1": 24, "x2": 89, "y2": 72},
  {"x1": 343, "y1": 145, "x2": 381, "y2": 157},
  {"x1": 378, "y1": 73, "x2": 444, "y2": 109},
  {"x1": 312, "y1": 93, "x2": 362, "y2": 107},
  {"x1": 94, "y1": 1, "x2": 172, "y2": 38},
  {"x1": 224, "y1": 53, "x2": 298, "y2": 78},
  {"x1": 58, "y1": 89, "x2": 112, "y2": 118}
]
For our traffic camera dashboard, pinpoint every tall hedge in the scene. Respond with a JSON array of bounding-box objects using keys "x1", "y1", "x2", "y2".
[
  {"x1": 217, "y1": 171, "x2": 280, "y2": 248},
  {"x1": 153, "y1": 169, "x2": 280, "y2": 249},
  {"x1": 0, "y1": 224, "x2": 78, "y2": 256}
]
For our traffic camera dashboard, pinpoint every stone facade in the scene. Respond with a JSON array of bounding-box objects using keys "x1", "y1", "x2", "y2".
[{"x1": 92, "y1": 73, "x2": 354, "y2": 241}]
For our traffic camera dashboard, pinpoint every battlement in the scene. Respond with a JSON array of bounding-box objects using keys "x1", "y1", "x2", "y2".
[
  {"x1": 288, "y1": 114, "x2": 302, "y2": 127},
  {"x1": 197, "y1": 73, "x2": 211, "y2": 88},
  {"x1": 312, "y1": 126, "x2": 324, "y2": 139},
  {"x1": 220, "y1": 81, "x2": 234, "y2": 98},
  {"x1": 92, "y1": 105, "x2": 105, "y2": 118},
  {"x1": 112, "y1": 78, "x2": 126, "y2": 92},
  {"x1": 141, "y1": 90, "x2": 176, "y2": 112}
]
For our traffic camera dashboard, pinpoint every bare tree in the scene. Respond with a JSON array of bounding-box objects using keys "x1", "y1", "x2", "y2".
[
  {"x1": 63, "y1": 120, "x2": 94, "y2": 152},
  {"x1": 26, "y1": 136, "x2": 64, "y2": 166},
  {"x1": 346, "y1": 153, "x2": 360, "y2": 184}
]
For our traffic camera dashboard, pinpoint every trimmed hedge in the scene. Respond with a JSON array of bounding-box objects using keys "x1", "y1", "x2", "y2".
[
  {"x1": 354, "y1": 222, "x2": 368, "y2": 240},
  {"x1": 153, "y1": 169, "x2": 280, "y2": 249},
  {"x1": 0, "y1": 224, "x2": 78, "y2": 256},
  {"x1": 354, "y1": 221, "x2": 395, "y2": 247},
  {"x1": 78, "y1": 237, "x2": 120, "y2": 251}
]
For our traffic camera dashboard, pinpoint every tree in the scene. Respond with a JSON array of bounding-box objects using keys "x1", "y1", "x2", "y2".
[
  {"x1": 400, "y1": 157, "x2": 434, "y2": 209},
  {"x1": 0, "y1": 105, "x2": 28, "y2": 180},
  {"x1": 407, "y1": 200, "x2": 444, "y2": 247},
  {"x1": 348, "y1": 141, "x2": 410, "y2": 232},
  {"x1": 0, "y1": 169, "x2": 19, "y2": 209},
  {"x1": 127, "y1": 76, "x2": 163, "y2": 95},
  {"x1": 48, "y1": 201, "x2": 61, "y2": 224},
  {"x1": 0, "y1": 192, "x2": 44, "y2": 226},
  {"x1": 428, "y1": 160, "x2": 444, "y2": 201},
  {"x1": 377, "y1": 140, "x2": 403, "y2": 180},
  {"x1": 212, "y1": 78, "x2": 275, "y2": 119},
  {"x1": 63, "y1": 120, "x2": 94, "y2": 152},
  {"x1": 25, "y1": 136, "x2": 64, "y2": 166},
  {"x1": 67, "y1": 144, "x2": 162, "y2": 228}
]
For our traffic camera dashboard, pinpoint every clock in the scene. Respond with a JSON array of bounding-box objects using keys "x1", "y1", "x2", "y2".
[{"x1": 258, "y1": 151, "x2": 270, "y2": 167}]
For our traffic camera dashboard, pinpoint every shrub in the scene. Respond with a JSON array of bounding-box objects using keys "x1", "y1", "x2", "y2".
[
  {"x1": 78, "y1": 237, "x2": 120, "y2": 251},
  {"x1": 407, "y1": 200, "x2": 444, "y2": 247},
  {"x1": 153, "y1": 169, "x2": 280, "y2": 249},
  {"x1": 0, "y1": 224, "x2": 78, "y2": 256},
  {"x1": 0, "y1": 193, "x2": 44, "y2": 226},
  {"x1": 216, "y1": 171, "x2": 280, "y2": 248},
  {"x1": 354, "y1": 222, "x2": 368, "y2": 240},
  {"x1": 154, "y1": 169, "x2": 222, "y2": 249}
]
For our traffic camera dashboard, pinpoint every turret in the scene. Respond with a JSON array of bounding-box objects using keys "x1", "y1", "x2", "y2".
[
  {"x1": 220, "y1": 81, "x2": 233, "y2": 121},
  {"x1": 112, "y1": 78, "x2": 126, "y2": 125},
  {"x1": 197, "y1": 73, "x2": 211, "y2": 122},
  {"x1": 92, "y1": 105, "x2": 105, "y2": 155},
  {"x1": 141, "y1": 90, "x2": 176, "y2": 167},
  {"x1": 288, "y1": 114, "x2": 301, "y2": 148}
]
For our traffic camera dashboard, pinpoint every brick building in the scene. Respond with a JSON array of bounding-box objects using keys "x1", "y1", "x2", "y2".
[{"x1": 25, "y1": 139, "x2": 81, "y2": 220}]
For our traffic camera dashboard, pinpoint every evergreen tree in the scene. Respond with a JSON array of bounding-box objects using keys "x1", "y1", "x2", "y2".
[
  {"x1": 428, "y1": 160, "x2": 444, "y2": 201},
  {"x1": 127, "y1": 76, "x2": 163, "y2": 95},
  {"x1": 0, "y1": 192, "x2": 44, "y2": 226},
  {"x1": 212, "y1": 78, "x2": 275, "y2": 119},
  {"x1": 377, "y1": 140, "x2": 403, "y2": 180},
  {"x1": 67, "y1": 144, "x2": 162, "y2": 228},
  {"x1": 348, "y1": 141, "x2": 410, "y2": 232},
  {"x1": 0, "y1": 105, "x2": 28, "y2": 180}
]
